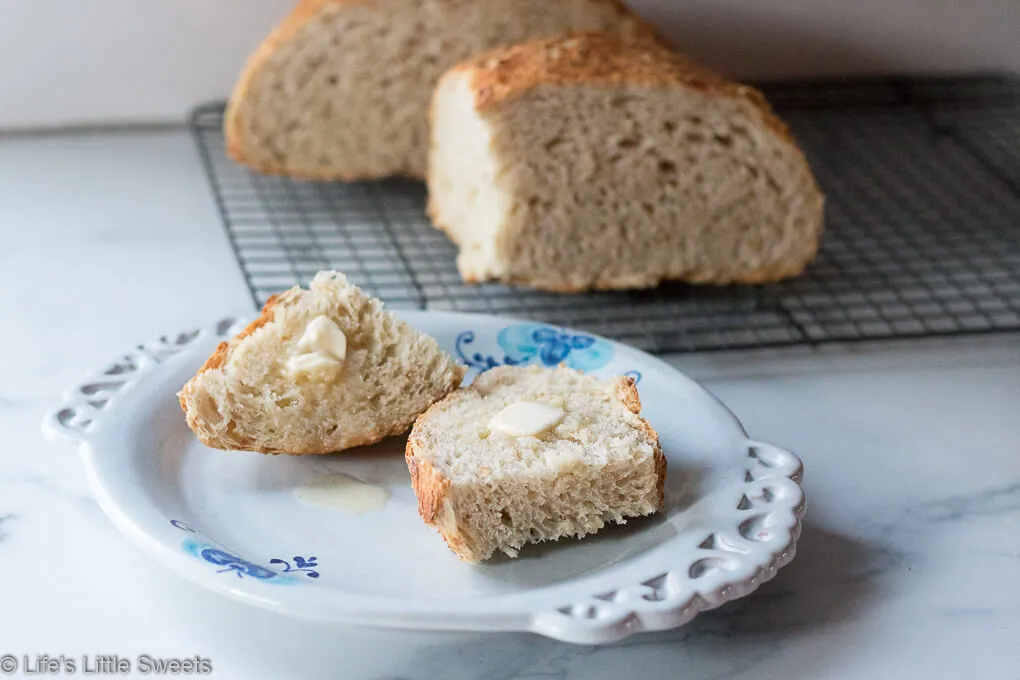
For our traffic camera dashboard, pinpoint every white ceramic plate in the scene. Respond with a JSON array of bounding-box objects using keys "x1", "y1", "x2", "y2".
[{"x1": 44, "y1": 312, "x2": 804, "y2": 644}]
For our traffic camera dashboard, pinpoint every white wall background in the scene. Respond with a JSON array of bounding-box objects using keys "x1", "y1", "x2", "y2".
[{"x1": 1, "y1": 0, "x2": 1018, "y2": 129}]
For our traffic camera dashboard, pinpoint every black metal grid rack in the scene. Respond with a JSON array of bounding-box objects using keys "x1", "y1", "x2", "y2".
[{"x1": 190, "y1": 76, "x2": 1020, "y2": 354}]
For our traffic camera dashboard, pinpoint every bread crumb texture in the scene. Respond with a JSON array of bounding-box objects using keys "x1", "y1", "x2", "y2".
[
  {"x1": 225, "y1": 0, "x2": 656, "y2": 180},
  {"x1": 428, "y1": 32, "x2": 825, "y2": 291},
  {"x1": 179, "y1": 271, "x2": 465, "y2": 455},
  {"x1": 406, "y1": 364, "x2": 666, "y2": 562}
]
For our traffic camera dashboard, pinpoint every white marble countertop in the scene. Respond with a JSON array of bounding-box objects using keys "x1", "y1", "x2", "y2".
[{"x1": 1, "y1": 129, "x2": 1018, "y2": 679}]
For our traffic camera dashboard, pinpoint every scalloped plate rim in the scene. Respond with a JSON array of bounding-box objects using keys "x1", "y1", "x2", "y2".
[{"x1": 43, "y1": 310, "x2": 805, "y2": 644}]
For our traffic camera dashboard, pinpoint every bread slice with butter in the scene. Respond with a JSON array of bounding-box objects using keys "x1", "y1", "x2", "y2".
[
  {"x1": 179, "y1": 272, "x2": 465, "y2": 455},
  {"x1": 406, "y1": 364, "x2": 666, "y2": 562}
]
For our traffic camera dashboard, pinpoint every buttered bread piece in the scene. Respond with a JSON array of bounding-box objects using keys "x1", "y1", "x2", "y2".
[
  {"x1": 427, "y1": 33, "x2": 825, "y2": 291},
  {"x1": 405, "y1": 365, "x2": 666, "y2": 562},
  {"x1": 179, "y1": 271, "x2": 465, "y2": 455}
]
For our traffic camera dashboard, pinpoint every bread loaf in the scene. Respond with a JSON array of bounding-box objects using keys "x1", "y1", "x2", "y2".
[
  {"x1": 179, "y1": 272, "x2": 465, "y2": 455},
  {"x1": 406, "y1": 364, "x2": 666, "y2": 562},
  {"x1": 427, "y1": 32, "x2": 825, "y2": 291},
  {"x1": 225, "y1": 0, "x2": 654, "y2": 180}
]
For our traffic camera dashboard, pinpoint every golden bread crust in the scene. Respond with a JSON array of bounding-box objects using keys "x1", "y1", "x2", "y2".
[
  {"x1": 406, "y1": 395, "x2": 480, "y2": 561},
  {"x1": 614, "y1": 375, "x2": 667, "y2": 510},
  {"x1": 449, "y1": 32, "x2": 791, "y2": 144}
]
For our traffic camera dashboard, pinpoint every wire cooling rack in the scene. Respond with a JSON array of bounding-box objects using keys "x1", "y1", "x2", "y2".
[{"x1": 190, "y1": 76, "x2": 1020, "y2": 353}]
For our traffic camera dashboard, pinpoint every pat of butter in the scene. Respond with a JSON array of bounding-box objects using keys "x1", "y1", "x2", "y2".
[
  {"x1": 489, "y1": 402, "x2": 564, "y2": 437},
  {"x1": 296, "y1": 315, "x2": 347, "y2": 361},
  {"x1": 287, "y1": 352, "x2": 341, "y2": 378}
]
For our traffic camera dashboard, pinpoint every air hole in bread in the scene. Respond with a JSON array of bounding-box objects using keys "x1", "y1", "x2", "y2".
[
  {"x1": 194, "y1": 392, "x2": 223, "y2": 424},
  {"x1": 544, "y1": 137, "x2": 565, "y2": 152}
]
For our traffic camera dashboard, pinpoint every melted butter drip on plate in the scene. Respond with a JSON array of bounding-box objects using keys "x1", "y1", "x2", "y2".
[{"x1": 295, "y1": 473, "x2": 391, "y2": 514}]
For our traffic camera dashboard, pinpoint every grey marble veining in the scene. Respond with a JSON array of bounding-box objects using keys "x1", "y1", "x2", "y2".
[
  {"x1": 905, "y1": 483, "x2": 1020, "y2": 523},
  {"x1": 0, "y1": 514, "x2": 15, "y2": 542},
  {"x1": 1, "y1": 129, "x2": 1018, "y2": 679}
]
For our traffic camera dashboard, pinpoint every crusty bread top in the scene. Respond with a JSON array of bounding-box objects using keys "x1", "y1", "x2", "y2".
[
  {"x1": 257, "y1": 0, "x2": 653, "y2": 47},
  {"x1": 446, "y1": 32, "x2": 791, "y2": 140}
]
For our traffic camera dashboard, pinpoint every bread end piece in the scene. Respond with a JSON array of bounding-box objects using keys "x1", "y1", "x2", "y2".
[{"x1": 428, "y1": 32, "x2": 824, "y2": 291}]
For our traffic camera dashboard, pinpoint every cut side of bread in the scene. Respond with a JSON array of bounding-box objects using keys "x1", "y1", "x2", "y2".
[
  {"x1": 179, "y1": 272, "x2": 465, "y2": 455},
  {"x1": 428, "y1": 32, "x2": 825, "y2": 291},
  {"x1": 406, "y1": 365, "x2": 666, "y2": 562},
  {"x1": 225, "y1": 0, "x2": 655, "y2": 181}
]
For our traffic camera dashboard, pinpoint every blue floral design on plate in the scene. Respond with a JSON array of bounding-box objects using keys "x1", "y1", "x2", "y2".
[
  {"x1": 172, "y1": 520, "x2": 318, "y2": 584},
  {"x1": 270, "y1": 556, "x2": 320, "y2": 579},
  {"x1": 182, "y1": 538, "x2": 278, "y2": 580},
  {"x1": 454, "y1": 331, "x2": 524, "y2": 372},
  {"x1": 455, "y1": 323, "x2": 614, "y2": 374}
]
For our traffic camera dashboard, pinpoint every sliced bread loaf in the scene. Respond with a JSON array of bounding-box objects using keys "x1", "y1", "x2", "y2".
[
  {"x1": 428, "y1": 32, "x2": 825, "y2": 291},
  {"x1": 406, "y1": 364, "x2": 666, "y2": 562},
  {"x1": 225, "y1": 0, "x2": 654, "y2": 180},
  {"x1": 179, "y1": 272, "x2": 465, "y2": 455}
]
